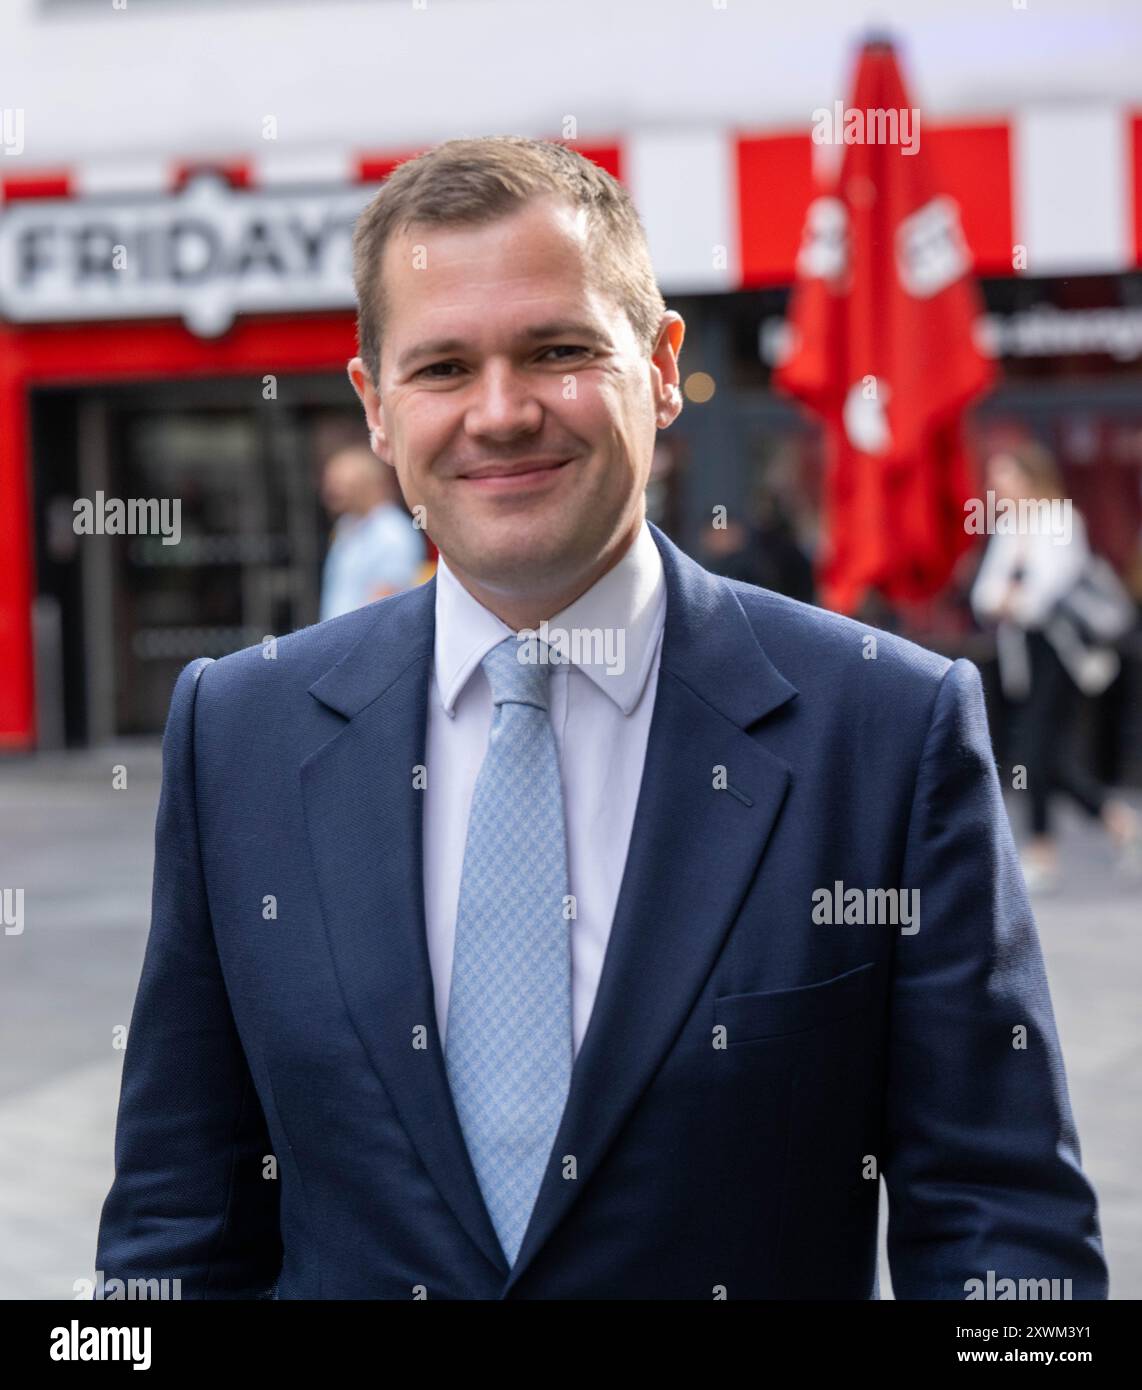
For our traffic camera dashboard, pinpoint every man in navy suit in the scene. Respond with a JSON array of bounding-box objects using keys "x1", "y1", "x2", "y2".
[{"x1": 96, "y1": 136, "x2": 1108, "y2": 1299}]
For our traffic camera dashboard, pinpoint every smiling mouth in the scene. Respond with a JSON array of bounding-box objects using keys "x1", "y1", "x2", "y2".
[{"x1": 457, "y1": 457, "x2": 574, "y2": 488}]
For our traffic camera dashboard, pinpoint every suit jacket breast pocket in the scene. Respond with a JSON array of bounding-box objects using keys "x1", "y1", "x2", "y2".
[{"x1": 714, "y1": 961, "x2": 878, "y2": 1045}]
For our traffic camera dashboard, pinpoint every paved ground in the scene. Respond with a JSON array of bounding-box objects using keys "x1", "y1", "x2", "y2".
[{"x1": 0, "y1": 744, "x2": 1137, "y2": 1299}]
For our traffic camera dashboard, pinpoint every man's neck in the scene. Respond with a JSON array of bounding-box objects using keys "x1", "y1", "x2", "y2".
[{"x1": 443, "y1": 515, "x2": 642, "y2": 632}]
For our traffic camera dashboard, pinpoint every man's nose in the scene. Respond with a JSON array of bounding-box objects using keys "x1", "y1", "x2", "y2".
[{"x1": 463, "y1": 361, "x2": 543, "y2": 439}]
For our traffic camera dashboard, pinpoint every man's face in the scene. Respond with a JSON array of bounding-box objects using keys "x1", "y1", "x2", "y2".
[{"x1": 348, "y1": 195, "x2": 683, "y2": 603}]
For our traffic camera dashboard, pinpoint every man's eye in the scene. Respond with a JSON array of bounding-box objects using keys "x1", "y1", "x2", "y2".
[
  {"x1": 541, "y1": 345, "x2": 590, "y2": 361},
  {"x1": 415, "y1": 347, "x2": 588, "y2": 379}
]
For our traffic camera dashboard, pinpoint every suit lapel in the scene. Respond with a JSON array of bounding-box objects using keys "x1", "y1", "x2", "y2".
[
  {"x1": 300, "y1": 578, "x2": 511, "y2": 1277},
  {"x1": 299, "y1": 522, "x2": 799, "y2": 1292},
  {"x1": 500, "y1": 522, "x2": 797, "y2": 1292}
]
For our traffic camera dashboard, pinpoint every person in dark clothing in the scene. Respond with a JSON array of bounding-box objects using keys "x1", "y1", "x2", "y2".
[
  {"x1": 701, "y1": 497, "x2": 815, "y2": 604},
  {"x1": 1017, "y1": 628, "x2": 1115, "y2": 837},
  {"x1": 970, "y1": 441, "x2": 1138, "y2": 891}
]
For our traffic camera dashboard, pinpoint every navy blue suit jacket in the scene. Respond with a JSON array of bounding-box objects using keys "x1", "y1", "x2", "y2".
[{"x1": 95, "y1": 520, "x2": 1108, "y2": 1299}]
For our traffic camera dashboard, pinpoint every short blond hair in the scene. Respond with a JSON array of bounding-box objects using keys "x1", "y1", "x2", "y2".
[
  {"x1": 991, "y1": 439, "x2": 1067, "y2": 500},
  {"x1": 351, "y1": 135, "x2": 666, "y2": 385}
]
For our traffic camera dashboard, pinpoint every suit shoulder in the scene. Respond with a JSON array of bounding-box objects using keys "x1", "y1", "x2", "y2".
[
  {"x1": 191, "y1": 589, "x2": 416, "y2": 702},
  {"x1": 722, "y1": 577, "x2": 957, "y2": 697}
]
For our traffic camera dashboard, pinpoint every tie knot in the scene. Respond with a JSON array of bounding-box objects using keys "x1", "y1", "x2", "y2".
[{"x1": 481, "y1": 636, "x2": 554, "y2": 710}]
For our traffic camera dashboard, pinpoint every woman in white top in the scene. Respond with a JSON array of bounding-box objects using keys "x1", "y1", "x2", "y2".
[{"x1": 970, "y1": 441, "x2": 1138, "y2": 891}]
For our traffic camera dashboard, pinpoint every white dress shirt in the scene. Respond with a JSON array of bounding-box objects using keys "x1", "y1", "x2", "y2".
[{"x1": 423, "y1": 518, "x2": 667, "y2": 1059}]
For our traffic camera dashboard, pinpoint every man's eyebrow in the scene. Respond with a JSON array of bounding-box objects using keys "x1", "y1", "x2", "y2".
[
  {"x1": 395, "y1": 321, "x2": 607, "y2": 374},
  {"x1": 521, "y1": 320, "x2": 607, "y2": 343}
]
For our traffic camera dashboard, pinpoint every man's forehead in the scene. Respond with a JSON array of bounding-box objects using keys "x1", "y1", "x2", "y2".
[
  {"x1": 383, "y1": 207, "x2": 590, "y2": 301},
  {"x1": 391, "y1": 196, "x2": 589, "y2": 254}
]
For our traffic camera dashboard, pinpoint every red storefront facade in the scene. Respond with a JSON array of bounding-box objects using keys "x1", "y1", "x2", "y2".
[{"x1": 2, "y1": 119, "x2": 1140, "y2": 749}]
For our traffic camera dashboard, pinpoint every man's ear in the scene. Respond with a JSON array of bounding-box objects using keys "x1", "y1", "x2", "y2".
[
  {"x1": 347, "y1": 357, "x2": 391, "y2": 463},
  {"x1": 650, "y1": 312, "x2": 685, "y2": 429}
]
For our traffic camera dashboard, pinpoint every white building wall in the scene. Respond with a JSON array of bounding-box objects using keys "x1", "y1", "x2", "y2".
[{"x1": 0, "y1": 0, "x2": 1138, "y2": 167}]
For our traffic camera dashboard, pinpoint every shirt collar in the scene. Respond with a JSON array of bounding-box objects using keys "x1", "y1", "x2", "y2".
[{"x1": 433, "y1": 517, "x2": 666, "y2": 717}]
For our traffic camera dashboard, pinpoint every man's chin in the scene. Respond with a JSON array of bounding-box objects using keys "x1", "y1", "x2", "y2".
[{"x1": 446, "y1": 531, "x2": 584, "y2": 592}]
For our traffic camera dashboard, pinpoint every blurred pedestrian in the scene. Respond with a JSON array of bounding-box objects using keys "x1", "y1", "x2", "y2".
[
  {"x1": 319, "y1": 442, "x2": 425, "y2": 620},
  {"x1": 699, "y1": 487, "x2": 815, "y2": 603},
  {"x1": 970, "y1": 440, "x2": 1139, "y2": 891}
]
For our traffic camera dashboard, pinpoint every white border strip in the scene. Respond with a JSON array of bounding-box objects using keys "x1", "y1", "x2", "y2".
[
  {"x1": 1012, "y1": 105, "x2": 1130, "y2": 275},
  {"x1": 625, "y1": 127, "x2": 736, "y2": 293}
]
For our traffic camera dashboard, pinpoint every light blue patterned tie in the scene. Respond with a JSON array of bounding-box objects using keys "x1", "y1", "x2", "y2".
[{"x1": 444, "y1": 635, "x2": 573, "y2": 1268}]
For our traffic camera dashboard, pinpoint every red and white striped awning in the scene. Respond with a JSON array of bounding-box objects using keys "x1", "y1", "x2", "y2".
[{"x1": 1, "y1": 109, "x2": 1140, "y2": 307}]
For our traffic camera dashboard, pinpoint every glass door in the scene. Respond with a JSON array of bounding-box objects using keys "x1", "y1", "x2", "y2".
[{"x1": 102, "y1": 382, "x2": 334, "y2": 735}]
